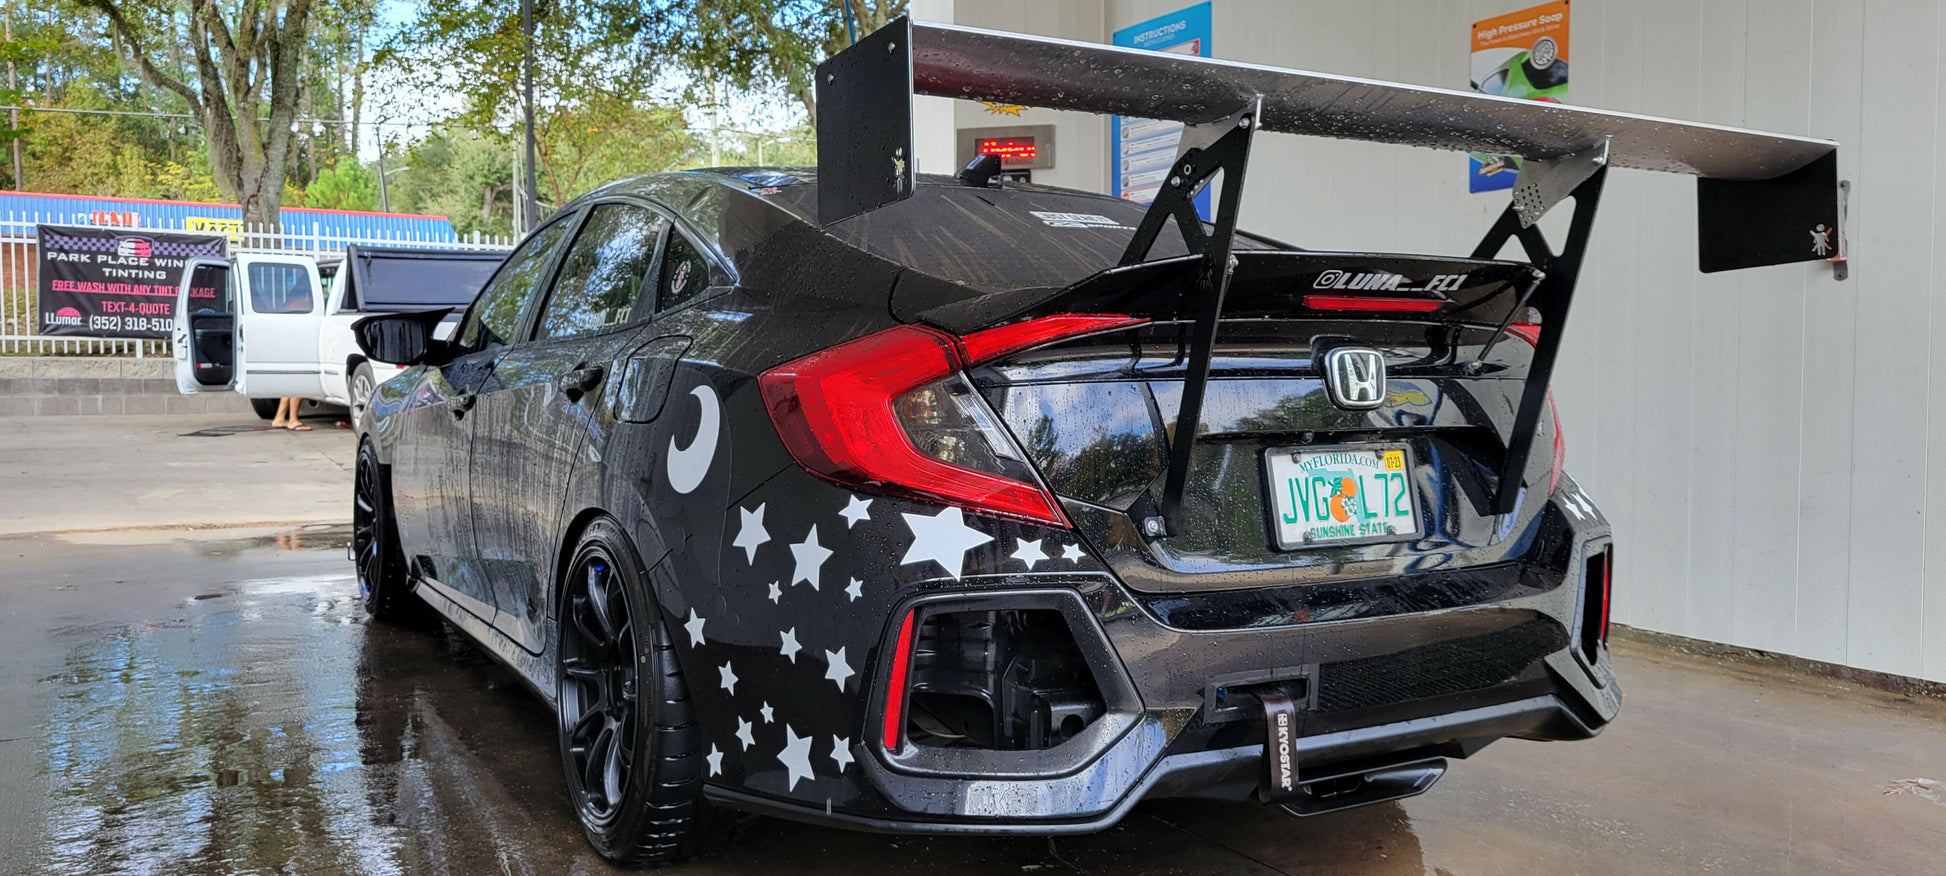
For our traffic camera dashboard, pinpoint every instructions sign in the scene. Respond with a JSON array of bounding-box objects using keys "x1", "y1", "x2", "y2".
[
  {"x1": 1469, "y1": 1, "x2": 1570, "y2": 192},
  {"x1": 1110, "y1": 2, "x2": 1212, "y2": 218},
  {"x1": 36, "y1": 224, "x2": 228, "y2": 338}
]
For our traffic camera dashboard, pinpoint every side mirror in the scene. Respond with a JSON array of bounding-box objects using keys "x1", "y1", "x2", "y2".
[{"x1": 352, "y1": 309, "x2": 455, "y2": 366}]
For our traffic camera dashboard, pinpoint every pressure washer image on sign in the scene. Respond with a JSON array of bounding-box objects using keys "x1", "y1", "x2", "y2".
[{"x1": 815, "y1": 18, "x2": 1838, "y2": 813}]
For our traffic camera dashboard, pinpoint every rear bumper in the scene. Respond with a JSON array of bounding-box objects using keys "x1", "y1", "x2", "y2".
[
  {"x1": 716, "y1": 484, "x2": 1615, "y2": 834},
  {"x1": 709, "y1": 692, "x2": 1595, "y2": 835}
]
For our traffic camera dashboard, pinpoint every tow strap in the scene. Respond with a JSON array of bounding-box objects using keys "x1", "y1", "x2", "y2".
[{"x1": 1258, "y1": 689, "x2": 1302, "y2": 802}]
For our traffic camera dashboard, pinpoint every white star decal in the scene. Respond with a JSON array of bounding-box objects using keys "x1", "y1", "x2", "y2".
[
  {"x1": 790, "y1": 524, "x2": 832, "y2": 589},
  {"x1": 1062, "y1": 542, "x2": 1084, "y2": 563},
  {"x1": 839, "y1": 494, "x2": 874, "y2": 528},
  {"x1": 719, "y1": 662, "x2": 738, "y2": 696},
  {"x1": 1012, "y1": 537, "x2": 1049, "y2": 568},
  {"x1": 707, "y1": 744, "x2": 724, "y2": 776},
  {"x1": 733, "y1": 503, "x2": 769, "y2": 565},
  {"x1": 898, "y1": 506, "x2": 995, "y2": 580},
  {"x1": 768, "y1": 580, "x2": 782, "y2": 604},
  {"x1": 735, "y1": 717, "x2": 755, "y2": 750},
  {"x1": 760, "y1": 702, "x2": 774, "y2": 723},
  {"x1": 778, "y1": 725, "x2": 815, "y2": 791},
  {"x1": 779, "y1": 627, "x2": 801, "y2": 663},
  {"x1": 824, "y1": 646, "x2": 854, "y2": 691},
  {"x1": 845, "y1": 578, "x2": 863, "y2": 602},
  {"x1": 830, "y1": 736, "x2": 854, "y2": 773},
  {"x1": 684, "y1": 609, "x2": 707, "y2": 648}
]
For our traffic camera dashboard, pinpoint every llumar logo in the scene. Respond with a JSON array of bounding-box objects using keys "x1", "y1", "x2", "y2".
[
  {"x1": 1313, "y1": 269, "x2": 1468, "y2": 293},
  {"x1": 44, "y1": 307, "x2": 83, "y2": 328},
  {"x1": 1274, "y1": 710, "x2": 1294, "y2": 791}
]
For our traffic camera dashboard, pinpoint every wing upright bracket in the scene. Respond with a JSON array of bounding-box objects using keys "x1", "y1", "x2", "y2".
[
  {"x1": 1471, "y1": 147, "x2": 1609, "y2": 515},
  {"x1": 1118, "y1": 104, "x2": 1259, "y2": 537}
]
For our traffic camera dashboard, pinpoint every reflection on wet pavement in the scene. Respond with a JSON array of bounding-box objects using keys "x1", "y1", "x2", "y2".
[{"x1": 5, "y1": 529, "x2": 1946, "y2": 875}]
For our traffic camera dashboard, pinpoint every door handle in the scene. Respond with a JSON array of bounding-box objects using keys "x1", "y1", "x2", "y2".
[
  {"x1": 452, "y1": 393, "x2": 477, "y2": 419},
  {"x1": 560, "y1": 365, "x2": 605, "y2": 402}
]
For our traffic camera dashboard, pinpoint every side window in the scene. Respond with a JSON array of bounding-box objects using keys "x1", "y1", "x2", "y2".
[
  {"x1": 536, "y1": 205, "x2": 666, "y2": 339},
  {"x1": 247, "y1": 262, "x2": 315, "y2": 314},
  {"x1": 656, "y1": 231, "x2": 720, "y2": 313},
  {"x1": 186, "y1": 263, "x2": 234, "y2": 314},
  {"x1": 457, "y1": 219, "x2": 574, "y2": 351}
]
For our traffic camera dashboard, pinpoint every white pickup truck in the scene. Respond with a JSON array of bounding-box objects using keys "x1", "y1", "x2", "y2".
[{"x1": 172, "y1": 246, "x2": 504, "y2": 424}]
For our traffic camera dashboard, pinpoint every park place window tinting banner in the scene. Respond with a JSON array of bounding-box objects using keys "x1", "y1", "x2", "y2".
[
  {"x1": 36, "y1": 224, "x2": 228, "y2": 338},
  {"x1": 1110, "y1": 2, "x2": 1213, "y2": 220},
  {"x1": 1469, "y1": 1, "x2": 1571, "y2": 193}
]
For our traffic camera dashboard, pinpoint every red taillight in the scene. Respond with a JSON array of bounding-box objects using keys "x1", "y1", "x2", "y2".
[
  {"x1": 1302, "y1": 294, "x2": 1444, "y2": 313},
  {"x1": 1506, "y1": 322, "x2": 1565, "y2": 498},
  {"x1": 958, "y1": 314, "x2": 1150, "y2": 365},
  {"x1": 882, "y1": 609, "x2": 918, "y2": 751},
  {"x1": 762, "y1": 317, "x2": 1143, "y2": 528}
]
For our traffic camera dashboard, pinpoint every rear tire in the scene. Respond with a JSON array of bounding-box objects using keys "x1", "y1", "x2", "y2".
[
  {"x1": 556, "y1": 518, "x2": 749, "y2": 865},
  {"x1": 251, "y1": 397, "x2": 279, "y2": 420},
  {"x1": 353, "y1": 441, "x2": 424, "y2": 624}
]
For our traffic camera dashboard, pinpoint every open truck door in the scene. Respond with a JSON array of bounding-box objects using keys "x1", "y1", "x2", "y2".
[
  {"x1": 233, "y1": 253, "x2": 327, "y2": 399},
  {"x1": 172, "y1": 257, "x2": 237, "y2": 394}
]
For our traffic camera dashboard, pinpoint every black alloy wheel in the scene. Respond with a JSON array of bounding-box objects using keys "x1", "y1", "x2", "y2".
[
  {"x1": 251, "y1": 397, "x2": 279, "y2": 420},
  {"x1": 556, "y1": 518, "x2": 747, "y2": 864},
  {"x1": 353, "y1": 441, "x2": 420, "y2": 622},
  {"x1": 562, "y1": 549, "x2": 641, "y2": 829}
]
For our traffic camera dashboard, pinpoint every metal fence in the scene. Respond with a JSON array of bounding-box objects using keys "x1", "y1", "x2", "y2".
[{"x1": 0, "y1": 210, "x2": 516, "y2": 357}]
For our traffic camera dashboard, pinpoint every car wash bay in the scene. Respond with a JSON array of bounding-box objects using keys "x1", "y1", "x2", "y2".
[
  {"x1": 919, "y1": 0, "x2": 1946, "y2": 687},
  {"x1": 0, "y1": 520, "x2": 1941, "y2": 874}
]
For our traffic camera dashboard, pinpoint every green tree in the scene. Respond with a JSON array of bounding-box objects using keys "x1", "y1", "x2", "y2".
[
  {"x1": 385, "y1": 125, "x2": 518, "y2": 236},
  {"x1": 82, "y1": 0, "x2": 338, "y2": 225},
  {"x1": 640, "y1": 0, "x2": 906, "y2": 126},
  {"x1": 378, "y1": 0, "x2": 661, "y2": 135},
  {"x1": 302, "y1": 158, "x2": 377, "y2": 210}
]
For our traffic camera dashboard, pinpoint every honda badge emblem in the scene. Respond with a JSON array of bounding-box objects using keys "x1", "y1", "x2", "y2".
[{"x1": 1323, "y1": 347, "x2": 1386, "y2": 411}]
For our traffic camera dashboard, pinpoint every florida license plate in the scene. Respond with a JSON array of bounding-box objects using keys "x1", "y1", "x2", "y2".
[{"x1": 1265, "y1": 445, "x2": 1419, "y2": 549}]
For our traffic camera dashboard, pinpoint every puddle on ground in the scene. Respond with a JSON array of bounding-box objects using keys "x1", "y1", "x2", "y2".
[
  {"x1": 25, "y1": 570, "x2": 586, "y2": 874},
  {"x1": 177, "y1": 424, "x2": 274, "y2": 438},
  {"x1": 55, "y1": 522, "x2": 353, "y2": 550}
]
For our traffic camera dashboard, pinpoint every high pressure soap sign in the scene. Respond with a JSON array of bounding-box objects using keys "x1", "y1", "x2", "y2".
[
  {"x1": 35, "y1": 224, "x2": 228, "y2": 339},
  {"x1": 1469, "y1": 1, "x2": 1570, "y2": 193}
]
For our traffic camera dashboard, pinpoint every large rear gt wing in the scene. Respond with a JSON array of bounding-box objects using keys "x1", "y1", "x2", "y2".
[{"x1": 816, "y1": 17, "x2": 1840, "y2": 530}]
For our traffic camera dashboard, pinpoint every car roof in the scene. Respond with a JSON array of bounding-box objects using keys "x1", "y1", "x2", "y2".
[{"x1": 572, "y1": 168, "x2": 1280, "y2": 302}]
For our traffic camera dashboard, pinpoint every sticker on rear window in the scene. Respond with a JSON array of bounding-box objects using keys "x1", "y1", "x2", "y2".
[{"x1": 1029, "y1": 211, "x2": 1130, "y2": 229}]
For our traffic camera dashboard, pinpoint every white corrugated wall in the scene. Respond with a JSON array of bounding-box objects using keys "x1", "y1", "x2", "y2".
[{"x1": 942, "y1": 0, "x2": 1946, "y2": 683}]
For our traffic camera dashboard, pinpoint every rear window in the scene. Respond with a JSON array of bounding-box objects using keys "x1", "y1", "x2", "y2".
[{"x1": 351, "y1": 252, "x2": 505, "y2": 312}]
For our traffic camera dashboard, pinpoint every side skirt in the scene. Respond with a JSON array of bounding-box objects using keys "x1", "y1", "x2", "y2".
[{"x1": 412, "y1": 576, "x2": 558, "y2": 708}]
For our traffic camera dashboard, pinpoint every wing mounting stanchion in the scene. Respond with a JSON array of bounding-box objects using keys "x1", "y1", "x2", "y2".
[
  {"x1": 1469, "y1": 142, "x2": 1610, "y2": 516},
  {"x1": 1119, "y1": 103, "x2": 1260, "y2": 537}
]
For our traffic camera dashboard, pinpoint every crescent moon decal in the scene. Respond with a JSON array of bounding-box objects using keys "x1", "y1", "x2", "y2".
[{"x1": 665, "y1": 384, "x2": 721, "y2": 495}]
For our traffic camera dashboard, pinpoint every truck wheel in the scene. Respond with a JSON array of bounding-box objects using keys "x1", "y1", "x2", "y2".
[
  {"x1": 349, "y1": 362, "x2": 377, "y2": 431},
  {"x1": 251, "y1": 398, "x2": 279, "y2": 420}
]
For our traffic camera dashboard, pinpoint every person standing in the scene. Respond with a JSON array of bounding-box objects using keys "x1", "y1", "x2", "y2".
[{"x1": 271, "y1": 397, "x2": 311, "y2": 431}]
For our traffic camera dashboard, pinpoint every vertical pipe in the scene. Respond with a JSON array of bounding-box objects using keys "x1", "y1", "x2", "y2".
[
  {"x1": 6, "y1": 12, "x2": 21, "y2": 190},
  {"x1": 521, "y1": 0, "x2": 538, "y2": 230}
]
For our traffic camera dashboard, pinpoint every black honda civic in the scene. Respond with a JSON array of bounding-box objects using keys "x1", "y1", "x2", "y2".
[
  {"x1": 352, "y1": 164, "x2": 1613, "y2": 861},
  {"x1": 347, "y1": 17, "x2": 1838, "y2": 867}
]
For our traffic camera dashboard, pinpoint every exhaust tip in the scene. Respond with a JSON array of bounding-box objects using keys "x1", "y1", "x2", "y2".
[{"x1": 1276, "y1": 757, "x2": 1448, "y2": 817}]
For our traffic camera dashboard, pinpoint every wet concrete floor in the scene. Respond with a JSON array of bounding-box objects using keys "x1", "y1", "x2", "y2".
[{"x1": 1, "y1": 526, "x2": 1942, "y2": 875}]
